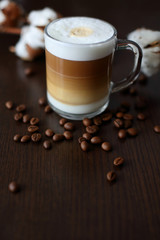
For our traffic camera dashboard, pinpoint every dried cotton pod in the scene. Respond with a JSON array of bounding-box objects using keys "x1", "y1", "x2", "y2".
[{"x1": 128, "y1": 28, "x2": 160, "y2": 77}]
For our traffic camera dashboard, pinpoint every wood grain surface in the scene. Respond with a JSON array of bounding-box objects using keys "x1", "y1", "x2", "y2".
[{"x1": 0, "y1": 0, "x2": 160, "y2": 239}]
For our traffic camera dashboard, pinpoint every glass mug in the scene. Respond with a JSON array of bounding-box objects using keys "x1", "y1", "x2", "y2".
[{"x1": 44, "y1": 17, "x2": 142, "y2": 120}]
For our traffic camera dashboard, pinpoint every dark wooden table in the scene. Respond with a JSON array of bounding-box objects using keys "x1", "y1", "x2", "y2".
[{"x1": 0, "y1": 0, "x2": 160, "y2": 239}]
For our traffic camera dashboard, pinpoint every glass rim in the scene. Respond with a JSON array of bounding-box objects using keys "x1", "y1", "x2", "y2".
[{"x1": 44, "y1": 16, "x2": 117, "y2": 47}]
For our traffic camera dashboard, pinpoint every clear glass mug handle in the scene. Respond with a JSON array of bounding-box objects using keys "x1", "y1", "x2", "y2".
[{"x1": 111, "y1": 39, "x2": 142, "y2": 93}]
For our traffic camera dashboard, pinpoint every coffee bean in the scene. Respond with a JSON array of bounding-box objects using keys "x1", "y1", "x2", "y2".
[
  {"x1": 8, "y1": 181, "x2": 20, "y2": 193},
  {"x1": 137, "y1": 113, "x2": 146, "y2": 121},
  {"x1": 129, "y1": 87, "x2": 137, "y2": 96},
  {"x1": 123, "y1": 113, "x2": 134, "y2": 121},
  {"x1": 43, "y1": 140, "x2": 51, "y2": 149},
  {"x1": 59, "y1": 118, "x2": 68, "y2": 126},
  {"x1": 135, "y1": 96, "x2": 146, "y2": 110},
  {"x1": 113, "y1": 157, "x2": 124, "y2": 166},
  {"x1": 101, "y1": 112, "x2": 113, "y2": 122},
  {"x1": 101, "y1": 142, "x2": 112, "y2": 151},
  {"x1": 28, "y1": 125, "x2": 39, "y2": 133},
  {"x1": 38, "y1": 97, "x2": 47, "y2": 106},
  {"x1": 106, "y1": 171, "x2": 116, "y2": 182},
  {"x1": 82, "y1": 118, "x2": 92, "y2": 127},
  {"x1": 13, "y1": 134, "x2": 21, "y2": 142},
  {"x1": 113, "y1": 119, "x2": 123, "y2": 128},
  {"x1": 53, "y1": 134, "x2": 64, "y2": 142},
  {"x1": 90, "y1": 136, "x2": 102, "y2": 144},
  {"x1": 64, "y1": 122, "x2": 74, "y2": 131},
  {"x1": 23, "y1": 114, "x2": 30, "y2": 123},
  {"x1": 30, "y1": 117, "x2": 39, "y2": 125},
  {"x1": 124, "y1": 120, "x2": 132, "y2": 129},
  {"x1": 63, "y1": 131, "x2": 73, "y2": 140},
  {"x1": 21, "y1": 135, "x2": 30, "y2": 143},
  {"x1": 116, "y1": 112, "x2": 124, "y2": 118},
  {"x1": 78, "y1": 137, "x2": 86, "y2": 143},
  {"x1": 121, "y1": 101, "x2": 130, "y2": 110},
  {"x1": 82, "y1": 132, "x2": 92, "y2": 141},
  {"x1": 14, "y1": 113, "x2": 23, "y2": 121},
  {"x1": 80, "y1": 141, "x2": 89, "y2": 151},
  {"x1": 86, "y1": 125, "x2": 99, "y2": 134},
  {"x1": 5, "y1": 101, "x2": 13, "y2": 109},
  {"x1": 118, "y1": 129, "x2": 127, "y2": 139},
  {"x1": 31, "y1": 133, "x2": 42, "y2": 142},
  {"x1": 44, "y1": 105, "x2": 52, "y2": 113},
  {"x1": 24, "y1": 67, "x2": 34, "y2": 76},
  {"x1": 45, "y1": 129, "x2": 54, "y2": 137},
  {"x1": 153, "y1": 125, "x2": 160, "y2": 133},
  {"x1": 93, "y1": 116, "x2": 102, "y2": 126},
  {"x1": 127, "y1": 128, "x2": 138, "y2": 137},
  {"x1": 138, "y1": 73, "x2": 147, "y2": 84},
  {"x1": 16, "y1": 104, "x2": 26, "y2": 112}
]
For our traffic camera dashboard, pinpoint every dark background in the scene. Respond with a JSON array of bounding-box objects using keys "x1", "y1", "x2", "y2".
[{"x1": 0, "y1": 0, "x2": 160, "y2": 240}]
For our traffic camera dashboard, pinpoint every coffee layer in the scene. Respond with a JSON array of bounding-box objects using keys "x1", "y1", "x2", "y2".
[{"x1": 46, "y1": 51, "x2": 113, "y2": 106}]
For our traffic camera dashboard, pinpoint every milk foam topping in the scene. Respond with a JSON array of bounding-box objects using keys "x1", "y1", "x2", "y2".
[{"x1": 45, "y1": 17, "x2": 116, "y2": 61}]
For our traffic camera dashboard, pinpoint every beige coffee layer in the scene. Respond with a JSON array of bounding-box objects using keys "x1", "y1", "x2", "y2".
[{"x1": 46, "y1": 51, "x2": 112, "y2": 105}]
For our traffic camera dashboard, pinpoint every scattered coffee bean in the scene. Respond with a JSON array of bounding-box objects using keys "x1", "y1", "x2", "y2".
[
  {"x1": 23, "y1": 114, "x2": 30, "y2": 123},
  {"x1": 113, "y1": 157, "x2": 124, "y2": 166},
  {"x1": 127, "y1": 128, "x2": 138, "y2": 137},
  {"x1": 135, "y1": 96, "x2": 146, "y2": 110},
  {"x1": 137, "y1": 113, "x2": 146, "y2": 121},
  {"x1": 123, "y1": 113, "x2": 134, "y2": 121},
  {"x1": 64, "y1": 122, "x2": 74, "y2": 131},
  {"x1": 21, "y1": 135, "x2": 30, "y2": 143},
  {"x1": 28, "y1": 125, "x2": 39, "y2": 133},
  {"x1": 82, "y1": 118, "x2": 92, "y2": 127},
  {"x1": 31, "y1": 133, "x2": 42, "y2": 142},
  {"x1": 93, "y1": 116, "x2": 102, "y2": 126},
  {"x1": 121, "y1": 101, "x2": 130, "y2": 111},
  {"x1": 14, "y1": 113, "x2": 23, "y2": 121},
  {"x1": 80, "y1": 141, "x2": 89, "y2": 151},
  {"x1": 90, "y1": 136, "x2": 102, "y2": 144},
  {"x1": 45, "y1": 129, "x2": 54, "y2": 137},
  {"x1": 53, "y1": 134, "x2": 64, "y2": 142},
  {"x1": 86, "y1": 125, "x2": 99, "y2": 134},
  {"x1": 5, "y1": 100, "x2": 13, "y2": 109},
  {"x1": 43, "y1": 140, "x2": 51, "y2": 149},
  {"x1": 8, "y1": 181, "x2": 20, "y2": 193},
  {"x1": 16, "y1": 104, "x2": 26, "y2": 112},
  {"x1": 101, "y1": 142, "x2": 112, "y2": 151},
  {"x1": 124, "y1": 120, "x2": 132, "y2": 129},
  {"x1": 78, "y1": 136, "x2": 86, "y2": 143},
  {"x1": 24, "y1": 67, "x2": 34, "y2": 76},
  {"x1": 82, "y1": 132, "x2": 92, "y2": 141},
  {"x1": 106, "y1": 171, "x2": 116, "y2": 182},
  {"x1": 30, "y1": 117, "x2": 39, "y2": 125},
  {"x1": 44, "y1": 105, "x2": 52, "y2": 113},
  {"x1": 63, "y1": 131, "x2": 73, "y2": 140},
  {"x1": 118, "y1": 129, "x2": 127, "y2": 139},
  {"x1": 113, "y1": 119, "x2": 123, "y2": 128},
  {"x1": 101, "y1": 112, "x2": 112, "y2": 122},
  {"x1": 116, "y1": 112, "x2": 124, "y2": 118},
  {"x1": 38, "y1": 97, "x2": 47, "y2": 106},
  {"x1": 59, "y1": 118, "x2": 68, "y2": 126},
  {"x1": 13, "y1": 134, "x2": 21, "y2": 142},
  {"x1": 153, "y1": 125, "x2": 160, "y2": 133},
  {"x1": 129, "y1": 87, "x2": 137, "y2": 96},
  {"x1": 138, "y1": 73, "x2": 147, "y2": 84}
]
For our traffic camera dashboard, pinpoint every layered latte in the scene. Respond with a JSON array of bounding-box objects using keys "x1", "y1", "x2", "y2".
[{"x1": 44, "y1": 17, "x2": 116, "y2": 117}]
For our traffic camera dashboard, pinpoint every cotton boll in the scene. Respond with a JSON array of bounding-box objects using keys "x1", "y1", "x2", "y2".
[
  {"x1": 0, "y1": 0, "x2": 24, "y2": 27},
  {"x1": 128, "y1": 28, "x2": 160, "y2": 77},
  {"x1": 14, "y1": 26, "x2": 44, "y2": 61},
  {"x1": 27, "y1": 7, "x2": 58, "y2": 27}
]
